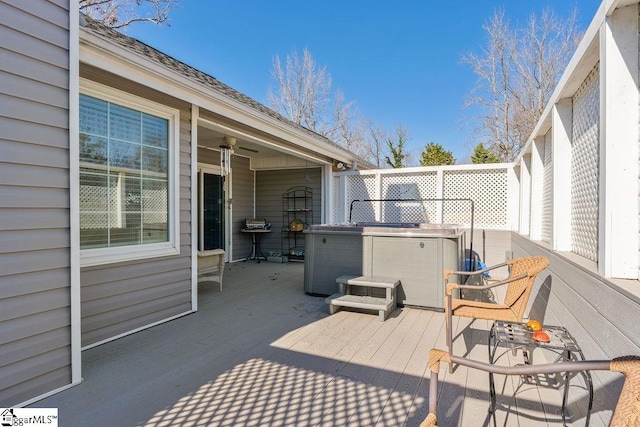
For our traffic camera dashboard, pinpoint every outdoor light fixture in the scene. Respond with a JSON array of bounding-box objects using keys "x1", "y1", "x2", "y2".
[
  {"x1": 220, "y1": 136, "x2": 236, "y2": 176},
  {"x1": 336, "y1": 161, "x2": 346, "y2": 171}
]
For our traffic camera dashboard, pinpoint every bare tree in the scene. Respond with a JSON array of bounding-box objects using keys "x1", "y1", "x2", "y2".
[
  {"x1": 512, "y1": 8, "x2": 580, "y2": 136},
  {"x1": 79, "y1": 0, "x2": 177, "y2": 29},
  {"x1": 268, "y1": 48, "x2": 362, "y2": 148},
  {"x1": 463, "y1": 7, "x2": 580, "y2": 161},
  {"x1": 361, "y1": 119, "x2": 387, "y2": 168}
]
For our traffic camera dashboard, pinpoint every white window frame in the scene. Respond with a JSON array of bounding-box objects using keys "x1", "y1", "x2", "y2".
[{"x1": 79, "y1": 79, "x2": 181, "y2": 267}]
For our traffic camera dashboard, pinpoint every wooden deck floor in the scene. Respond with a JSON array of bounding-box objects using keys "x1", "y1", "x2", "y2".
[{"x1": 36, "y1": 261, "x2": 593, "y2": 426}]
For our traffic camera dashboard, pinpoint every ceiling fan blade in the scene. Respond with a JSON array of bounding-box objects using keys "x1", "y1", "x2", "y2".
[{"x1": 238, "y1": 146, "x2": 259, "y2": 153}]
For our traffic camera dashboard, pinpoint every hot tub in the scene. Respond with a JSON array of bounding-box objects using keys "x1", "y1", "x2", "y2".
[{"x1": 304, "y1": 223, "x2": 465, "y2": 309}]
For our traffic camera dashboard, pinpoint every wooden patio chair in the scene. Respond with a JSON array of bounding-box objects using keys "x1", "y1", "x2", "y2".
[
  {"x1": 445, "y1": 256, "x2": 549, "y2": 365},
  {"x1": 421, "y1": 348, "x2": 640, "y2": 427}
]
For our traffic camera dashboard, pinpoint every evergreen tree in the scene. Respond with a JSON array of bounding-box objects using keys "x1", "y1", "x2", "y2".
[
  {"x1": 419, "y1": 142, "x2": 455, "y2": 166},
  {"x1": 471, "y1": 143, "x2": 501, "y2": 164}
]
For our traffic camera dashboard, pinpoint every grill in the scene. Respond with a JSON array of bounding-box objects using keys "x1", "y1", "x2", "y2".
[{"x1": 244, "y1": 218, "x2": 270, "y2": 230}]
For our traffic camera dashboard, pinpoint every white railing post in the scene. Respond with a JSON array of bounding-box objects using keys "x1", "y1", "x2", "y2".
[
  {"x1": 599, "y1": 4, "x2": 640, "y2": 279},
  {"x1": 529, "y1": 137, "x2": 545, "y2": 241},
  {"x1": 519, "y1": 154, "x2": 531, "y2": 235},
  {"x1": 507, "y1": 166, "x2": 520, "y2": 231},
  {"x1": 436, "y1": 169, "x2": 444, "y2": 224},
  {"x1": 551, "y1": 99, "x2": 573, "y2": 251},
  {"x1": 339, "y1": 174, "x2": 347, "y2": 223},
  {"x1": 375, "y1": 170, "x2": 382, "y2": 222}
]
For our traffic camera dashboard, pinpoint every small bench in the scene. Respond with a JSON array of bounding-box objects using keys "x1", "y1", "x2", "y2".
[
  {"x1": 198, "y1": 249, "x2": 225, "y2": 292},
  {"x1": 326, "y1": 275, "x2": 400, "y2": 321}
]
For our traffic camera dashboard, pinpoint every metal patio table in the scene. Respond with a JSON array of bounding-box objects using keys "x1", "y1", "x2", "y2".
[{"x1": 488, "y1": 321, "x2": 593, "y2": 426}]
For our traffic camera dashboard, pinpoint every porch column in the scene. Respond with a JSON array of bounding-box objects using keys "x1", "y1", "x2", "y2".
[
  {"x1": 323, "y1": 164, "x2": 332, "y2": 224},
  {"x1": 598, "y1": 4, "x2": 640, "y2": 279},
  {"x1": 190, "y1": 104, "x2": 199, "y2": 311},
  {"x1": 551, "y1": 98, "x2": 572, "y2": 251}
]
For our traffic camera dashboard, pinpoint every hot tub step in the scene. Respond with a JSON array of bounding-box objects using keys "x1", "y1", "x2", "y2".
[
  {"x1": 325, "y1": 293, "x2": 394, "y2": 321},
  {"x1": 336, "y1": 275, "x2": 400, "y2": 289},
  {"x1": 335, "y1": 275, "x2": 400, "y2": 303}
]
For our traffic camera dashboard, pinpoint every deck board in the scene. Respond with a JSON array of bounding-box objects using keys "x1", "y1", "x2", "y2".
[{"x1": 34, "y1": 261, "x2": 594, "y2": 426}]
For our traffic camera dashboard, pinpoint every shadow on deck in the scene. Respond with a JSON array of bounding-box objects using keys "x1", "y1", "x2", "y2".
[{"x1": 35, "y1": 261, "x2": 602, "y2": 426}]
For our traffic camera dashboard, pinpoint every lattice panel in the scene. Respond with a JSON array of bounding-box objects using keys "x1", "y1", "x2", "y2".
[
  {"x1": 571, "y1": 63, "x2": 600, "y2": 261},
  {"x1": 541, "y1": 131, "x2": 553, "y2": 243},
  {"x1": 345, "y1": 174, "x2": 377, "y2": 223},
  {"x1": 380, "y1": 171, "x2": 438, "y2": 223},
  {"x1": 443, "y1": 169, "x2": 508, "y2": 228}
]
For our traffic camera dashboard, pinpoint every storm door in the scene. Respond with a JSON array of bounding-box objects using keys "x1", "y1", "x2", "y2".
[{"x1": 199, "y1": 169, "x2": 225, "y2": 250}]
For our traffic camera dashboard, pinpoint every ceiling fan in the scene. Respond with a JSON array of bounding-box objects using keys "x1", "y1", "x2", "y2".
[{"x1": 219, "y1": 136, "x2": 259, "y2": 153}]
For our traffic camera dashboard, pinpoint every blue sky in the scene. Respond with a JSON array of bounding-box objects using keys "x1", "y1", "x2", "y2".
[{"x1": 127, "y1": 0, "x2": 602, "y2": 163}]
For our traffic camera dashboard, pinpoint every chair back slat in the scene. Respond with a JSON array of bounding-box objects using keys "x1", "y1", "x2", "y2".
[{"x1": 503, "y1": 256, "x2": 549, "y2": 316}]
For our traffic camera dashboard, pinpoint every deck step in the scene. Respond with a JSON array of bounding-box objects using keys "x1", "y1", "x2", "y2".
[
  {"x1": 335, "y1": 275, "x2": 400, "y2": 289},
  {"x1": 326, "y1": 293, "x2": 394, "y2": 321}
]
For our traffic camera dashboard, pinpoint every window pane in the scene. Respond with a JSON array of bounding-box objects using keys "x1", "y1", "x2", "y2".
[
  {"x1": 142, "y1": 146, "x2": 167, "y2": 175},
  {"x1": 80, "y1": 135, "x2": 108, "y2": 167},
  {"x1": 109, "y1": 140, "x2": 141, "y2": 174},
  {"x1": 80, "y1": 172, "x2": 109, "y2": 249},
  {"x1": 80, "y1": 218, "x2": 109, "y2": 248},
  {"x1": 110, "y1": 104, "x2": 141, "y2": 143},
  {"x1": 143, "y1": 114, "x2": 168, "y2": 147},
  {"x1": 111, "y1": 176, "x2": 142, "y2": 247},
  {"x1": 80, "y1": 95, "x2": 107, "y2": 136},
  {"x1": 80, "y1": 172, "x2": 109, "y2": 212},
  {"x1": 142, "y1": 179, "x2": 168, "y2": 243}
]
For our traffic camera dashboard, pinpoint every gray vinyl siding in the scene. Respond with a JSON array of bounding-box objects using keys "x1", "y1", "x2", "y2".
[
  {"x1": 513, "y1": 233, "x2": 640, "y2": 426},
  {"x1": 0, "y1": 0, "x2": 72, "y2": 406},
  {"x1": 78, "y1": 68, "x2": 193, "y2": 348},
  {"x1": 255, "y1": 168, "x2": 322, "y2": 256},
  {"x1": 197, "y1": 147, "x2": 221, "y2": 167},
  {"x1": 231, "y1": 156, "x2": 254, "y2": 261}
]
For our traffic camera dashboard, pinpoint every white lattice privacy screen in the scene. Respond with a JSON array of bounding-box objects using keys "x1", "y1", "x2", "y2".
[
  {"x1": 571, "y1": 63, "x2": 600, "y2": 261},
  {"x1": 343, "y1": 174, "x2": 378, "y2": 223},
  {"x1": 443, "y1": 169, "x2": 508, "y2": 228},
  {"x1": 333, "y1": 166, "x2": 511, "y2": 229}
]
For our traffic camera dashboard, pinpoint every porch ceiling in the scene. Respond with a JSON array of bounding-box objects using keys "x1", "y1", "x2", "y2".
[
  {"x1": 197, "y1": 123, "x2": 331, "y2": 171},
  {"x1": 197, "y1": 125, "x2": 284, "y2": 160}
]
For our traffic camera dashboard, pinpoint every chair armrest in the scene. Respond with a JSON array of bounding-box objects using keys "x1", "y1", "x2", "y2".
[
  {"x1": 445, "y1": 283, "x2": 459, "y2": 296},
  {"x1": 445, "y1": 261, "x2": 509, "y2": 279},
  {"x1": 449, "y1": 353, "x2": 611, "y2": 376},
  {"x1": 445, "y1": 273, "x2": 527, "y2": 295}
]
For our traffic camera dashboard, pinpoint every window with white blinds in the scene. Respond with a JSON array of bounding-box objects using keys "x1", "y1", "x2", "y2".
[{"x1": 79, "y1": 81, "x2": 180, "y2": 266}]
